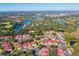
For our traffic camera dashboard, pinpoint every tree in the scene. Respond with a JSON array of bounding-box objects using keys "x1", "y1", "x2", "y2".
[
  {"x1": 25, "y1": 49, "x2": 32, "y2": 56},
  {"x1": 49, "y1": 45, "x2": 57, "y2": 56},
  {"x1": 38, "y1": 44, "x2": 46, "y2": 49}
]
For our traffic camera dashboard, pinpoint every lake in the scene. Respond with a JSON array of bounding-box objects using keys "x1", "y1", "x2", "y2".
[{"x1": 14, "y1": 19, "x2": 31, "y2": 31}]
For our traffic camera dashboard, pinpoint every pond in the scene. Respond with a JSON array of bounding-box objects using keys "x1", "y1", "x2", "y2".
[
  {"x1": 23, "y1": 20, "x2": 31, "y2": 24},
  {"x1": 14, "y1": 23, "x2": 23, "y2": 31},
  {"x1": 14, "y1": 19, "x2": 31, "y2": 31}
]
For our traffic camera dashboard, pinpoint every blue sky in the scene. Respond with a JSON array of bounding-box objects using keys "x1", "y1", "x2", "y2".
[{"x1": 0, "y1": 3, "x2": 79, "y2": 11}]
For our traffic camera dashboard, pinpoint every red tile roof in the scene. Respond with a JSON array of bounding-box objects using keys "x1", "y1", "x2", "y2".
[
  {"x1": 22, "y1": 43, "x2": 28, "y2": 48},
  {"x1": 44, "y1": 40, "x2": 49, "y2": 44},
  {"x1": 40, "y1": 47, "x2": 49, "y2": 56},
  {"x1": 49, "y1": 40, "x2": 57, "y2": 43},
  {"x1": 31, "y1": 42, "x2": 36, "y2": 45},
  {"x1": 16, "y1": 44, "x2": 22, "y2": 48},
  {"x1": 40, "y1": 40, "x2": 45, "y2": 44},
  {"x1": 27, "y1": 42, "x2": 31, "y2": 47},
  {"x1": 56, "y1": 47, "x2": 64, "y2": 56},
  {"x1": 2, "y1": 42, "x2": 12, "y2": 51},
  {"x1": 17, "y1": 38, "x2": 32, "y2": 43},
  {"x1": 15, "y1": 34, "x2": 29, "y2": 38}
]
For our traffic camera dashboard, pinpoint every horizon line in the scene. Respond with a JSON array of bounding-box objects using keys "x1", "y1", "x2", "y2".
[{"x1": 1, "y1": 10, "x2": 79, "y2": 12}]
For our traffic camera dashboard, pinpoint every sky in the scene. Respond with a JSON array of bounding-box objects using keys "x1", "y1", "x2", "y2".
[{"x1": 0, "y1": 3, "x2": 79, "y2": 11}]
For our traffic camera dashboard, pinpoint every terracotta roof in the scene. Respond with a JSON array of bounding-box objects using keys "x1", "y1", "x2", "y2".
[
  {"x1": 16, "y1": 44, "x2": 22, "y2": 48},
  {"x1": 40, "y1": 47, "x2": 49, "y2": 56},
  {"x1": 56, "y1": 48, "x2": 64, "y2": 56},
  {"x1": 2, "y1": 42, "x2": 12, "y2": 51},
  {"x1": 15, "y1": 34, "x2": 29, "y2": 38},
  {"x1": 31, "y1": 42, "x2": 36, "y2": 45},
  {"x1": 44, "y1": 40, "x2": 49, "y2": 43},
  {"x1": 27, "y1": 42, "x2": 31, "y2": 47},
  {"x1": 17, "y1": 38, "x2": 32, "y2": 43},
  {"x1": 22, "y1": 43, "x2": 28, "y2": 47},
  {"x1": 40, "y1": 40, "x2": 45, "y2": 43},
  {"x1": 49, "y1": 40, "x2": 57, "y2": 43}
]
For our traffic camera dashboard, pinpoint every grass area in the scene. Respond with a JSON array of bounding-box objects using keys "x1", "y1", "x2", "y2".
[{"x1": 64, "y1": 32, "x2": 79, "y2": 55}]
